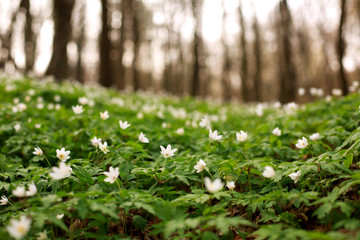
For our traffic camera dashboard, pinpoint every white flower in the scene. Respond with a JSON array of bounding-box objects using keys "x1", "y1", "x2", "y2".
[
  {"x1": 48, "y1": 103, "x2": 54, "y2": 110},
  {"x1": 17, "y1": 103, "x2": 27, "y2": 112},
  {"x1": 72, "y1": 105, "x2": 84, "y2": 114},
  {"x1": 209, "y1": 129, "x2": 222, "y2": 141},
  {"x1": 138, "y1": 132, "x2": 149, "y2": 143},
  {"x1": 6, "y1": 216, "x2": 31, "y2": 240},
  {"x1": 284, "y1": 102, "x2": 298, "y2": 112},
  {"x1": 160, "y1": 144, "x2": 177, "y2": 158},
  {"x1": 332, "y1": 88, "x2": 342, "y2": 97},
  {"x1": 88, "y1": 99, "x2": 95, "y2": 107},
  {"x1": 273, "y1": 102, "x2": 281, "y2": 108},
  {"x1": 54, "y1": 95, "x2": 61, "y2": 102},
  {"x1": 199, "y1": 116, "x2": 211, "y2": 129},
  {"x1": 272, "y1": 127, "x2": 281, "y2": 136},
  {"x1": 78, "y1": 97, "x2": 88, "y2": 105},
  {"x1": 298, "y1": 88, "x2": 305, "y2": 96},
  {"x1": 14, "y1": 123, "x2": 21, "y2": 132},
  {"x1": 137, "y1": 112, "x2": 144, "y2": 119},
  {"x1": 56, "y1": 214, "x2": 64, "y2": 219},
  {"x1": 236, "y1": 131, "x2": 248, "y2": 142},
  {"x1": 37, "y1": 231, "x2": 48, "y2": 240},
  {"x1": 119, "y1": 120, "x2": 131, "y2": 129},
  {"x1": 100, "y1": 111, "x2": 109, "y2": 120},
  {"x1": 55, "y1": 104, "x2": 61, "y2": 111},
  {"x1": 255, "y1": 104, "x2": 263, "y2": 116},
  {"x1": 226, "y1": 181, "x2": 235, "y2": 190},
  {"x1": 176, "y1": 128, "x2": 185, "y2": 135},
  {"x1": 56, "y1": 148, "x2": 70, "y2": 162},
  {"x1": 194, "y1": 159, "x2": 206, "y2": 173},
  {"x1": 28, "y1": 89, "x2": 35, "y2": 95},
  {"x1": 25, "y1": 182, "x2": 37, "y2": 197},
  {"x1": 37, "y1": 97, "x2": 43, "y2": 102},
  {"x1": 310, "y1": 88, "x2": 317, "y2": 96},
  {"x1": 33, "y1": 147, "x2": 43, "y2": 156},
  {"x1": 49, "y1": 162, "x2": 72, "y2": 180},
  {"x1": 103, "y1": 166, "x2": 119, "y2": 184},
  {"x1": 0, "y1": 195, "x2": 8, "y2": 205},
  {"x1": 12, "y1": 186, "x2": 26, "y2": 197},
  {"x1": 204, "y1": 177, "x2": 223, "y2": 193},
  {"x1": 316, "y1": 89, "x2": 324, "y2": 97},
  {"x1": 161, "y1": 122, "x2": 169, "y2": 128},
  {"x1": 25, "y1": 96, "x2": 31, "y2": 102},
  {"x1": 289, "y1": 170, "x2": 301, "y2": 183},
  {"x1": 262, "y1": 166, "x2": 275, "y2": 178},
  {"x1": 310, "y1": 133, "x2": 320, "y2": 141},
  {"x1": 91, "y1": 137, "x2": 102, "y2": 147},
  {"x1": 36, "y1": 103, "x2": 44, "y2": 109},
  {"x1": 99, "y1": 141, "x2": 109, "y2": 154},
  {"x1": 35, "y1": 124, "x2": 41, "y2": 129},
  {"x1": 296, "y1": 137, "x2": 308, "y2": 149}
]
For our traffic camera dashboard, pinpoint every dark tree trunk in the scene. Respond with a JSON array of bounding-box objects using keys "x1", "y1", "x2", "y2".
[
  {"x1": 20, "y1": 0, "x2": 35, "y2": 72},
  {"x1": 239, "y1": 4, "x2": 249, "y2": 102},
  {"x1": 191, "y1": 0, "x2": 203, "y2": 97},
  {"x1": 221, "y1": 0, "x2": 231, "y2": 102},
  {"x1": 337, "y1": 0, "x2": 348, "y2": 95},
  {"x1": 278, "y1": 0, "x2": 297, "y2": 103},
  {"x1": 75, "y1": 5, "x2": 85, "y2": 84},
  {"x1": 46, "y1": 0, "x2": 74, "y2": 81},
  {"x1": 115, "y1": 0, "x2": 131, "y2": 90},
  {"x1": 132, "y1": 1, "x2": 141, "y2": 91},
  {"x1": 252, "y1": 16, "x2": 262, "y2": 102},
  {"x1": 99, "y1": 0, "x2": 113, "y2": 87}
]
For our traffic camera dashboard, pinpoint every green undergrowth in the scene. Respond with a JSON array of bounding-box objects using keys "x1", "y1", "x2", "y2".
[{"x1": 0, "y1": 75, "x2": 360, "y2": 239}]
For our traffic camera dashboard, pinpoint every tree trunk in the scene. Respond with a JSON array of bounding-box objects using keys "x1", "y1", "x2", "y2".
[
  {"x1": 252, "y1": 16, "x2": 262, "y2": 102},
  {"x1": 98, "y1": 0, "x2": 113, "y2": 87},
  {"x1": 191, "y1": 0, "x2": 203, "y2": 97},
  {"x1": 239, "y1": 3, "x2": 249, "y2": 102},
  {"x1": 337, "y1": 0, "x2": 348, "y2": 95},
  {"x1": 278, "y1": 0, "x2": 297, "y2": 103},
  {"x1": 115, "y1": 0, "x2": 131, "y2": 90},
  {"x1": 221, "y1": 0, "x2": 232, "y2": 102},
  {"x1": 132, "y1": 1, "x2": 141, "y2": 91},
  {"x1": 20, "y1": 0, "x2": 35, "y2": 72},
  {"x1": 0, "y1": 4, "x2": 19, "y2": 69},
  {"x1": 75, "y1": 7, "x2": 85, "y2": 84},
  {"x1": 46, "y1": 0, "x2": 74, "y2": 81}
]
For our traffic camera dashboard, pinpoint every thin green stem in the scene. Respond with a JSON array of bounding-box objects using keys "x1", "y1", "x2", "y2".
[
  {"x1": 162, "y1": 157, "x2": 168, "y2": 170},
  {"x1": 201, "y1": 172, "x2": 204, "y2": 189},
  {"x1": 247, "y1": 168, "x2": 252, "y2": 192},
  {"x1": 205, "y1": 168, "x2": 214, "y2": 180},
  {"x1": 43, "y1": 154, "x2": 51, "y2": 167},
  {"x1": 308, "y1": 145, "x2": 314, "y2": 158},
  {"x1": 116, "y1": 178, "x2": 122, "y2": 190}
]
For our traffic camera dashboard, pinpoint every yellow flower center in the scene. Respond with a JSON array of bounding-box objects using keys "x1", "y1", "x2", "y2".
[{"x1": 17, "y1": 225, "x2": 26, "y2": 234}]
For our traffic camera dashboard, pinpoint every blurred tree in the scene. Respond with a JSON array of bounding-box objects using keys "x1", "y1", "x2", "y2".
[
  {"x1": 239, "y1": 2, "x2": 249, "y2": 102},
  {"x1": 336, "y1": 0, "x2": 348, "y2": 95},
  {"x1": 252, "y1": 15, "x2": 262, "y2": 102},
  {"x1": 20, "y1": 0, "x2": 36, "y2": 72},
  {"x1": 278, "y1": 0, "x2": 297, "y2": 103},
  {"x1": 191, "y1": 0, "x2": 205, "y2": 97},
  {"x1": 99, "y1": 0, "x2": 113, "y2": 87},
  {"x1": 74, "y1": 1, "x2": 85, "y2": 83},
  {"x1": 0, "y1": 3, "x2": 19, "y2": 69},
  {"x1": 221, "y1": 0, "x2": 232, "y2": 102},
  {"x1": 46, "y1": 0, "x2": 75, "y2": 81},
  {"x1": 132, "y1": 0, "x2": 141, "y2": 91}
]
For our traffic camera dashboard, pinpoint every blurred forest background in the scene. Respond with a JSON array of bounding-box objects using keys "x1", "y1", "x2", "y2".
[{"x1": 1, "y1": 0, "x2": 360, "y2": 103}]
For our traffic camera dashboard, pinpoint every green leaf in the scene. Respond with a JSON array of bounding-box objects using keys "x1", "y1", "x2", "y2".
[{"x1": 132, "y1": 215, "x2": 147, "y2": 231}]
